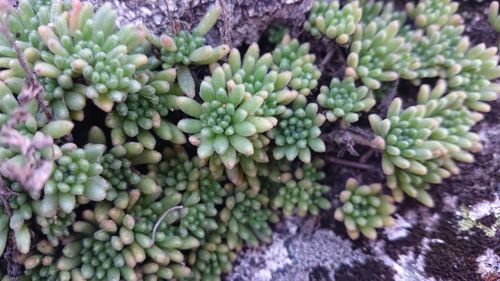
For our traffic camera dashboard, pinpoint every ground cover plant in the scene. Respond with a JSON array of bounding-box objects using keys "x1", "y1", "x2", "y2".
[{"x1": 0, "y1": 0, "x2": 497, "y2": 280}]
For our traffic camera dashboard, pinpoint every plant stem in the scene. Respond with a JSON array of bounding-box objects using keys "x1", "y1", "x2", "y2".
[
  {"x1": 151, "y1": 205, "x2": 184, "y2": 243},
  {"x1": 325, "y1": 156, "x2": 378, "y2": 171}
]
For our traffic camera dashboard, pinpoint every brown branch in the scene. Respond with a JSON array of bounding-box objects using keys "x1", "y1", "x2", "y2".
[
  {"x1": 325, "y1": 156, "x2": 378, "y2": 171},
  {"x1": 322, "y1": 128, "x2": 380, "y2": 154}
]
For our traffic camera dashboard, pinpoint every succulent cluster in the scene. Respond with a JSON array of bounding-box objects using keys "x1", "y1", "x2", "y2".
[
  {"x1": 265, "y1": 158, "x2": 331, "y2": 217},
  {"x1": 304, "y1": 0, "x2": 362, "y2": 44},
  {"x1": 105, "y1": 69, "x2": 186, "y2": 149},
  {"x1": 149, "y1": 5, "x2": 229, "y2": 98},
  {"x1": 307, "y1": 0, "x2": 498, "y2": 236},
  {"x1": 0, "y1": 0, "x2": 497, "y2": 280},
  {"x1": 489, "y1": 1, "x2": 500, "y2": 32},
  {"x1": 334, "y1": 178, "x2": 396, "y2": 239},
  {"x1": 268, "y1": 96, "x2": 326, "y2": 163},
  {"x1": 272, "y1": 34, "x2": 321, "y2": 96},
  {"x1": 318, "y1": 77, "x2": 375, "y2": 123},
  {"x1": 405, "y1": 0, "x2": 461, "y2": 28}
]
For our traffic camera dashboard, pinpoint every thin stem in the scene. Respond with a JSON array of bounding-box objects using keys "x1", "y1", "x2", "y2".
[
  {"x1": 326, "y1": 156, "x2": 378, "y2": 171},
  {"x1": 359, "y1": 148, "x2": 375, "y2": 163},
  {"x1": 151, "y1": 205, "x2": 184, "y2": 243},
  {"x1": 349, "y1": 132, "x2": 375, "y2": 147}
]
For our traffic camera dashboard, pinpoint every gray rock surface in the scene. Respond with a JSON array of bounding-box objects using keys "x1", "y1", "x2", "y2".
[{"x1": 89, "y1": 0, "x2": 313, "y2": 47}]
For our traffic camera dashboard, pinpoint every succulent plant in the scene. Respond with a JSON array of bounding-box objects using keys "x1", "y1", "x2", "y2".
[
  {"x1": 489, "y1": 1, "x2": 500, "y2": 32},
  {"x1": 268, "y1": 96, "x2": 326, "y2": 163},
  {"x1": 207, "y1": 133, "x2": 271, "y2": 191},
  {"x1": 36, "y1": 211, "x2": 76, "y2": 247},
  {"x1": 272, "y1": 34, "x2": 321, "y2": 96},
  {"x1": 187, "y1": 234, "x2": 237, "y2": 281},
  {"x1": 219, "y1": 184, "x2": 278, "y2": 250},
  {"x1": 149, "y1": 4, "x2": 229, "y2": 98},
  {"x1": 406, "y1": 24, "x2": 467, "y2": 80},
  {"x1": 445, "y1": 43, "x2": 500, "y2": 112},
  {"x1": 222, "y1": 43, "x2": 297, "y2": 117},
  {"x1": 22, "y1": 239, "x2": 83, "y2": 281},
  {"x1": 152, "y1": 5, "x2": 228, "y2": 70},
  {"x1": 129, "y1": 189, "x2": 200, "y2": 268},
  {"x1": 369, "y1": 98, "x2": 447, "y2": 177},
  {"x1": 405, "y1": 0, "x2": 462, "y2": 28},
  {"x1": 106, "y1": 69, "x2": 186, "y2": 149},
  {"x1": 346, "y1": 21, "x2": 415, "y2": 89},
  {"x1": 269, "y1": 159, "x2": 331, "y2": 217},
  {"x1": 265, "y1": 25, "x2": 289, "y2": 45},
  {"x1": 317, "y1": 77, "x2": 375, "y2": 123},
  {"x1": 0, "y1": 0, "x2": 496, "y2": 278},
  {"x1": 178, "y1": 192, "x2": 219, "y2": 239},
  {"x1": 34, "y1": 1, "x2": 148, "y2": 112},
  {"x1": 417, "y1": 80, "x2": 483, "y2": 162},
  {"x1": 387, "y1": 156, "x2": 458, "y2": 207},
  {"x1": 304, "y1": 0, "x2": 362, "y2": 45},
  {"x1": 177, "y1": 65, "x2": 275, "y2": 172},
  {"x1": 34, "y1": 143, "x2": 108, "y2": 216},
  {"x1": 71, "y1": 202, "x2": 142, "y2": 281},
  {"x1": 0, "y1": 183, "x2": 33, "y2": 254},
  {"x1": 152, "y1": 146, "x2": 226, "y2": 205},
  {"x1": 334, "y1": 178, "x2": 396, "y2": 239}
]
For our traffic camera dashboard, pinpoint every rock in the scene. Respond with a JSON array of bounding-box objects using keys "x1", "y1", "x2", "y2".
[{"x1": 89, "y1": 0, "x2": 313, "y2": 47}]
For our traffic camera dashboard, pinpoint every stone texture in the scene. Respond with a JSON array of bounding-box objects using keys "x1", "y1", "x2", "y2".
[{"x1": 89, "y1": 0, "x2": 313, "y2": 47}]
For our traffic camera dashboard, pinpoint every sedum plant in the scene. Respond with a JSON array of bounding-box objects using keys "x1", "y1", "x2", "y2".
[
  {"x1": 304, "y1": 0, "x2": 362, "y2": 44},
  {"x1": 272, "y1": 34, "x2": 321, "y2": 96},
  {"x1": 151, "y1": 146, "x2": 227, "y2": 206},
  {"x1": 346, "y1": 21, "x2": 415, "y2": 89},
  {"x1": 177, "y1": 65, "x2": 275, "y2": 175},
  {"x1": 406, "y1": 24, "x2": 467, "y2": 80},
  {"x1": 489, "y1": 1, "x2": 500, "y2": 32},
  {"x1": 22, "y1": 239, "x2": 83, "y2": 281},
  {"x1": 105, "y1": 69, "x2": 186, "y2": 149},
  {"x1": 386, "y1": 156, "x2": 458, "y2": 207},
  {"x1": 152, "y1": 5, "x2": 228, "y2": 69},
  {"x1": 0, "y1": 0, "x2": 499, "y2": 280},
  {"x1": 149, "y1": 5, "x2": 229, "y2": 97},
  {"x1": 0, "y1": 183, "x2": 33, "y2": 255},
  {"x1": 221, "y1": 43, "x2": 297, "y2": 118},
  {"x1": 317, "y1": 77, "x2": 375, "y2": 123},
  {"x1": 35, "y1": 143, "x2": 108, "y2": 216},
  {"x1": 418, "y1": 80, "x2": 483, "y2": 162},
  {"x1": 369, "y1": 98, "x2": 447, "y2": 177},
  {"x1": 445, "y1": 43, "x2": 500, "y2": 112},
  {"x1": 36, "y1": 211, "x2": 76, "y2": 247},
  {"x1": 359, "y1": 0, "x2": 407, "y2": 28},
  {"x1": 334, "y1": 178, "x2": 396, "y2": 240},
  {"x1": 219, "y1": 184, "x2": 278, "y2": 250},
  {"x1": 187, "y1": 233, "x2": 237, "y2": 281},
  {"x1": 268, "y1": 158, "x2": 331, "y2": 217},
  {"x1": 34, "y1": 1, "x2": 148, "y2": 112},
  {"x1": 405, "y1": 0, "x2": 462, "y2": 28},
  {"x1": 268, "y1": 96, "x2": 326, "y2": 163}
]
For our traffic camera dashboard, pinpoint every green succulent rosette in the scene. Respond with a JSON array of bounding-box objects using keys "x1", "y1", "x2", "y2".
[{"x1": 334, "y1": 178, "x2": 396, "y2": 240}]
